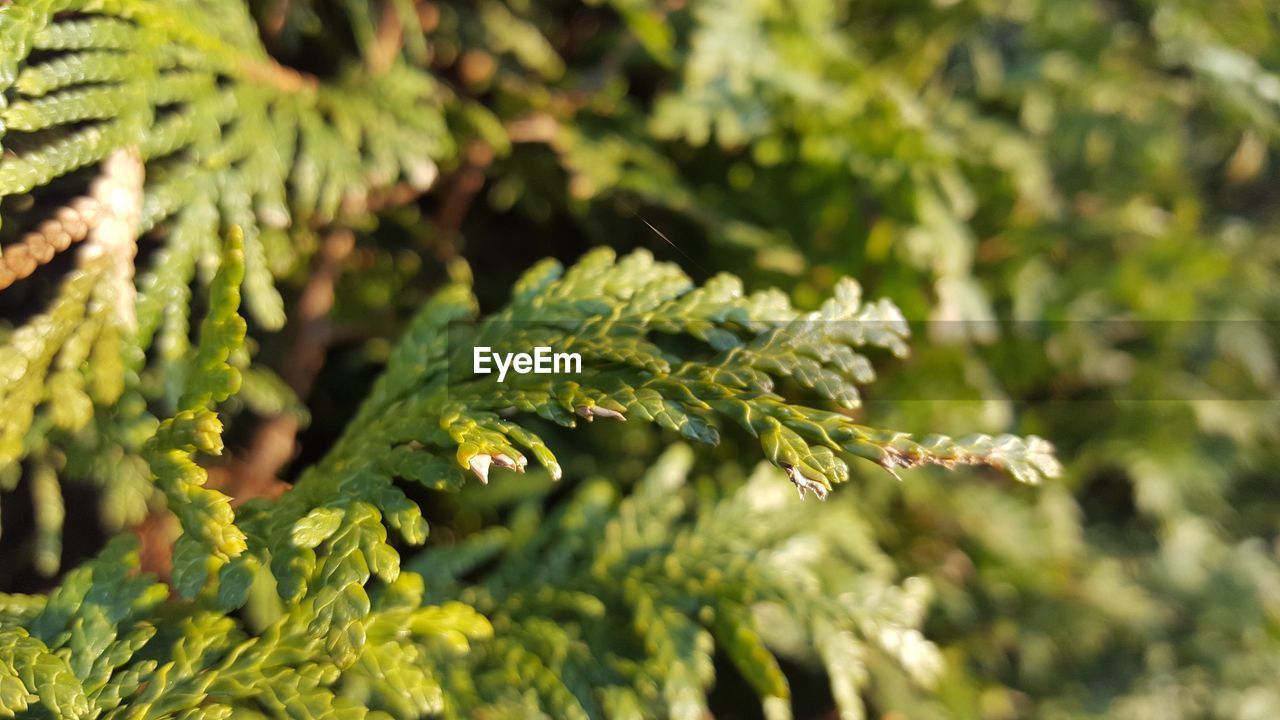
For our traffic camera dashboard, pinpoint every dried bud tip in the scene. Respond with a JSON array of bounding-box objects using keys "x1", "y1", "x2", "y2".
[
  {"x1": 783, "y1": 464, "x2": 829, "y2": 501},
  {"x1": 492, "y1": 453, "x2": 523, "y2": 472},
  {"x1": 575, "y1": 406, "x2": 626, "y2": 421},
  {"x1": 407, "y1": 158, "x2": 439, "y2": 190},
  {"x1": 878, "y1": 462, "x2": 903, "y2": 482},
  {"x1": 467, "y1": 455, "x2": 492, "y2": 484}
]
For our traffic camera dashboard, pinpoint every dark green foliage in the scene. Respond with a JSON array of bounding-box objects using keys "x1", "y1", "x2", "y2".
[{"x1": 422, "y1": 444, "x2": 949, "y2": 719}]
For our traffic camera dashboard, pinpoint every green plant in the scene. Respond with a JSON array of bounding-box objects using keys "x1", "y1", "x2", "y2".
[
  {"x1": 490, "y1": 2, "x2": 1279, "y2": 717},
  {"x1": 9, "y1": 0, "x2": 1276, "y2": 718},
  {"x1": 0, "y1": 232, "x2": 1058, "y2": 717},
  {"x1": 1, "y1": 0, "x2": 450, "y2": 566},
  {"x1": 0, "y1": 4, "x2": 1064, "y2": 717},
  {"x1": 402, "y1": 1, "x2": 1280, "y2": 716}
]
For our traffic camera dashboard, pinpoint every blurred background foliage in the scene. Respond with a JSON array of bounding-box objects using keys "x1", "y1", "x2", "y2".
[
  {"x1": 339, "y1": 1, "x2": 1279, "y2": 716},
  {"x1": 3, "y1": 0, "x2": 1278, "y2": 717}
]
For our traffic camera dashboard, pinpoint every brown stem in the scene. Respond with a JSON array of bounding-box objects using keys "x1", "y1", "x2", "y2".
[
  {"x1": 367, "y1": 1, "x2": 406, "y2": 76},
  {"x1": 431, "y1": 141, "x2": 495, "y2": 263},
  {"x1": 262, "y1": 0, "x2": 292, "y2": 46}
]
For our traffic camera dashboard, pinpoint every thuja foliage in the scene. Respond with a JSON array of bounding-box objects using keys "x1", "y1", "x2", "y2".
[
  {"x1": 0, "y1": 0, "x2": 451, "y2": 571},
  {"x1": 420, "y1": 444, "x2": 952, "y2": 719},
  {"x1": 5, "y1": 0, "x2": 1273, "y2": 718},
  {"x1": 419, "y1": 0, "x2": 1280, "y2": 717},
  {"x1": 0, "y1": 222, "x2": 1057, "y2": 717},
  {"x1": 0, "y1": 3, "x2": 1063, "y2": 712}
]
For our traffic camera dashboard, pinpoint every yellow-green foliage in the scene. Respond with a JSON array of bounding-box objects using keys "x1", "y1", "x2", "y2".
[
  {"x1": 0, "y1": 238, "x2": 1056, "y2": 717},
  {"x1": 0, "y1": 0, "x2": 450, "y2": 574}
]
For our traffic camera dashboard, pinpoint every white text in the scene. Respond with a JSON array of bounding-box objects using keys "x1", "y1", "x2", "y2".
[{"x1": 473, "y1": 346, "x2": 582, "y2": 382}]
